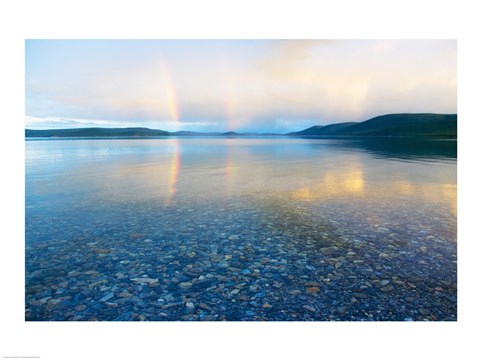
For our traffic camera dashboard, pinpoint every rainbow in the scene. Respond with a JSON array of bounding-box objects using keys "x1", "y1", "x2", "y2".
[
  {"x1": 220, "y1": 56, "x2": 236, "y2": 131},
  {"x1": 161, "y1": 59, "x2": 181, "y2": 127}
]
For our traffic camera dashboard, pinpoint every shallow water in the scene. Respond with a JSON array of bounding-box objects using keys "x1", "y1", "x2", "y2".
[{"x1": 25, "y1": 137, "x2": 457, "y2": 321}]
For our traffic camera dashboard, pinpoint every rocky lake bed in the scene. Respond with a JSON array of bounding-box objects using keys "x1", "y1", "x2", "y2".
[{"x1": 25, "y1": 138, "x2": 457, "y2": 321}]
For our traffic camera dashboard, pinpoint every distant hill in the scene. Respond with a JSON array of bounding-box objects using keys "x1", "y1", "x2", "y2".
[
  {"x1": 288, "y1": 122, "x2": 358, "y2": 136},
  {"x1": 26, "y1": 127, "x2": 169, "y2": 137},
  {"x1": 288, "y1": 114, "x2": 457, "y2": 138},
  {"x1": 172, "y1": 131, "x2": 222, "y2": 136},
  {"x1": 221, "y1": 131, "x2": 242, "y2": 136},
  {"x1": 25, "y1": 127, "x2": 282, "y2": 138}
]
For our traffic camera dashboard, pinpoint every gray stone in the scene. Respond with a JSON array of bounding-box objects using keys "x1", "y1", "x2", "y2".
[
  {"x1": 418, "y1": 308, "x2": 430, "y2": 316},
  {"x1": 302, "y1": 305, "x2": 316, "y2": 312},
  {"x1": 131, "y1": 277, "x2": 159, "y2": 285},
  {"x1": 179, "y1": 282, "x2": 193, "y2": 288},
  {"x1": 337, "y1": 306, "x2": 348, "y2": 315},
  {"x1": 199, "y1": 303, "x2": 212, "y2": 311},
  {"x1": 380, "y1": 285, "x2": 394, "y2": 292}
]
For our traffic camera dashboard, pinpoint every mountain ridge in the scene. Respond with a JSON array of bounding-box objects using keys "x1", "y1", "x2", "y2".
[
  {"x1": 288, "y1": 113, "x2": 457, "y2": 138},
  {"x1": 25, "y1": 113, "x2": 457, "y2": 139}
]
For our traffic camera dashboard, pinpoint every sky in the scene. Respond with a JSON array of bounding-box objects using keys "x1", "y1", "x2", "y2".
[{"x1": 25, "y1": 39, "x2": 457, "y2": 133}]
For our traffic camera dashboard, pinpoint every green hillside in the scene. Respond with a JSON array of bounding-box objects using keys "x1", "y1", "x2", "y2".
[
  {"x1": 335, "y1": 113, "x2": 457, "y2": 137},
  {"x1": 25, "y1": 127, "x2": 170, "y2": 137},
  {"x1": 288, "y1": 114, "x2": 457, "y2": 138},
  {"x1": 288, "y1": 122, "x2": 357, "y2": 136}
]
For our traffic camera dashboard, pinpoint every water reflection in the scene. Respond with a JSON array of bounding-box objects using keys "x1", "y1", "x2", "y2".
[
  {"x1": 292, "y1": 166, "x2": 365, "y2": 201},
  {"x1": 224, "y1": 145, "x2": 237, "y2": 196},
  {"x1": 306, "y1": 137, "x2": 457, "y2": 162},
  {"x1": 291, "y1": 176, "x2": 456, "y2": 218},
  {"x1": 166, "y1": 139, "x2": 181, "y2": 206},
  {"x1": 26, "y1": 137, "x2": 456, "y2": 218}
]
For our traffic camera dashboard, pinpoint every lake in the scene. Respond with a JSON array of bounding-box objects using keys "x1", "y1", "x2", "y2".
[{"x1": 25, "y1": 137, "x2": 457, "y2": 321}]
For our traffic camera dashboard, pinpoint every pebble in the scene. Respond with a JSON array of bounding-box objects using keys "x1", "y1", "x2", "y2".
[
  {"x1": 113, "y1": 311, "x2": 133, "y2": 321},
  {"x1": 131, "y1": 277, "x2": 159, "y2": 285},
  {"x1": 337, "y1": 306, "x2": 348, "y2": 315},
  {"x1": 93, "y1": 248, "x2": 110, "y2": 254},
  {"x1": 306, "y1": 287, "x2": 320, "y2": 294},
  {"x1": 380, "y1": 285, "x2": 394, "y2": 293},
  {"x1": 228, "y1": 235, "x2": 239, "y2": 241},
  {"x1": 185, "y1": 302, "x2": 195, "y2": 309},
  {"x1": 199, "y1": 303, "x2": 212, "y2": 311},
  {"x1": 99, "y1": 292, "x2": 115, "y2": 302},
  {"x1": 352, "y1": 292, "x2": 367, "y2": 299},
  {"x1": 418, "y1": 308, "x2": 431, "y2": 316},
  {"x1": 118, "y1": 291, "x2": 133, "y2": 298},
  {"x1": 302, "y1": 305, "x2": 316, "y2": 312},
  {"x1": 179, "y1": 282, "x2": 193, "y2": 288},
  {"x1": 129, "y1": 233, "x2": 146, "y2": 239}
]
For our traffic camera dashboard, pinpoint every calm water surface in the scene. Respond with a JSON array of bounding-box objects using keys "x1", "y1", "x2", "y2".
[{"x1": 25, "y1": 137, "x2": 457, "y2": 321}]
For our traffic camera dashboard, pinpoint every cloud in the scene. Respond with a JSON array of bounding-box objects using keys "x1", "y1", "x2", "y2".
[
  {"x1": 25, "y1": 115, "x2": 219, "y2": 132},
  {"x1": 25, "y1": 116, "x2": 137, "y2": 129},
  {"x1": 25, "y1": 40, "x2": 456, "y2": 131},
  {"x1": 255, "y1": 40, "x2": 455, "y2": 117}
]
